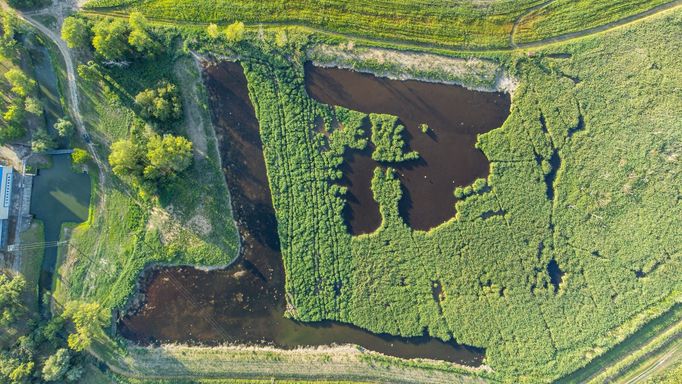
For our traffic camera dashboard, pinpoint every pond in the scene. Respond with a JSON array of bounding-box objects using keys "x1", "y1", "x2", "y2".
[
  {"x1": 118, "y1": 62, "x2": 485, "y2": 365},
  {"x1": 305, "y1": 63, "x2": 511, "y2": 232},
  {"x1": 30, "y1": 154, "x2": 91, "y2": 298}
]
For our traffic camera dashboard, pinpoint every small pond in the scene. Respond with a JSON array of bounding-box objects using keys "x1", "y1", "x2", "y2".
[
  {"x1": 30, "y1": 154, "x2": 91, "y2": 297},
  {"x1": 118, "y1": 62, "x2": 487, "y2": 365}
]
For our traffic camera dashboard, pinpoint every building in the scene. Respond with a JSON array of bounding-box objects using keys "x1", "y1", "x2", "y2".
[{"x1": 0, "y1": 165, "x2": 13, "y2": 248}]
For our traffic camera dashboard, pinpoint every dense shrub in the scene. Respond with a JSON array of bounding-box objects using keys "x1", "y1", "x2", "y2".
[{"x1": 134, "y1": 82, "x2": 182, "y2": 122}]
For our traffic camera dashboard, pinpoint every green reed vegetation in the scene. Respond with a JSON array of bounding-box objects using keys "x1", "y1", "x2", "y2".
[
  {"x1": 369, "y1": 114, "x2": 418, "y2": 163},
  {"x1": 186, "y1": 6, "x2": 682, "y2": 381},
  {"x1": 82, "y1": 0, "x2": 673, "y2": 49}
]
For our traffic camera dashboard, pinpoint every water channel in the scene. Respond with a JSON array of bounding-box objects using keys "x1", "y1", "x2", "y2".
[
  {"x1": 117, "y1": 61, "x2": 512, "y2": 365},
  {"x1": 31, "y1": 154, "x2": 91, "y2": 297}
]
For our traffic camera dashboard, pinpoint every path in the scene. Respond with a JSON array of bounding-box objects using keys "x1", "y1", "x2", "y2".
[
  {"x1": 6, "y1": 1, "x2": 108, "y2": 210},
  {"x1": 512, "y1": 0, "x2": 682, "y2": 49},
  {"x1": 510, "y1": 0, "x2": 556, "y2": 49},
  {"x1": 624, "y1": 343, "x2": 680, "y2": 383}
]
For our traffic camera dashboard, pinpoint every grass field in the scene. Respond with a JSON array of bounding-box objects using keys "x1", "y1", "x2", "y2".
[
  {"x1": 54, "y1": 51, "x2": 239, "y2": 309},
  {"x1": 18, "y1": 220, "x2": 45, "y2": 309},
  {"x1": 86, "y1": 340, "x2": 489, "y2": 384},
  {"x1": 82, "y1": 0, "x2": 676, "y2": 49}
]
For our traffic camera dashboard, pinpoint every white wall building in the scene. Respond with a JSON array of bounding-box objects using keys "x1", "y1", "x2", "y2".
[{"x1": 0, "y1": 165, "x2": 13, "y2": 248}]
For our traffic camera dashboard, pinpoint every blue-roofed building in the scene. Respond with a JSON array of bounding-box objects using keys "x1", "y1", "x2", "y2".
[{"x1": 0, "y1": 165, "x2": 13, "y2": 248}]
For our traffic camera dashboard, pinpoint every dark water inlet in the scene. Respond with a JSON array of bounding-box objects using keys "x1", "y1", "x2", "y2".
[
  {"x1": 118, "y1": 62, "x2": 485, "y2": 365},
  {"x1": 31, "y1": 155, "x2": 91, "y2": 298},
  {"x1": 27, "y1": 40, "x2": 65, "y2": 143},
  {"x1": 305, "y1": 63, "x2": 511, "y2": 232}
]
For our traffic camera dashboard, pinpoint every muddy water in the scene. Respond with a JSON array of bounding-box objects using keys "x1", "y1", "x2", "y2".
[
  {"x1": 118, "y1": 62, "x2": 484, "y2": 365},
  {"x1": 305, "y1": 63, "x2": 511, "y2": 232}
]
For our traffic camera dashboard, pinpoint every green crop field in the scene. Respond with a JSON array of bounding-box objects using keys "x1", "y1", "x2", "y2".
[{"x1": 82, "y1": 0, "x2": 676, "y2": 49}]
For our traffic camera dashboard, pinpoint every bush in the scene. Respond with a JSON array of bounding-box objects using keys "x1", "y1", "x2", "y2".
[
  {"x1": 109, "y1": 132, "x2": 193, "y2": 185},
  {"x1": 92, "y1": 18, "x2": 130, "y2": 60},
  {"x1": 206, "y1": 23, "x2": 219, "y2": 38},
  {"x1": 54, "y1": 118, "x2": 74, "y2": 137},
  {"x1": 31, "y1": 131, "x2": 55, "y2": 153},
  {"x1": 24, "y1": 97, "x2": 42, "y2": 115},
  {"x1": 0, "y1": 273, "x2": 25, "y2": 327},
  {"x1": 224, "y1": 21, "x2": 245, "y2": 42},
  {"x1": 143, "y1": 133, "x2": 193, "y2": 181},
  {"x1": 369, "y1": 113, "x2": 418, "y2": 162},
  {"x1": 134, "y1": 82, "x2": 182, "y2": 122},
  {"x1": 61, "y1": 17, "x2": 91, "y2": 50},
  {"x1": 4, "y1": 68, "x2": 35, "y2": 96},
  {"x1": 128, "y1": 11, "x2": 160, "y2": 56},
  {"x1": 41, "y1": 348, "x2": 71, "y2": 382},
  {"x1": 71, "y1": 148, "x2": 90, "y2": 166}
]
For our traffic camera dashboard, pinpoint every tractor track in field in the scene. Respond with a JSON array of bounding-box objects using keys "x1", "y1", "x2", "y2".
[{"x1": 511, "y1": 0, "x2": 682, "y2": 50}]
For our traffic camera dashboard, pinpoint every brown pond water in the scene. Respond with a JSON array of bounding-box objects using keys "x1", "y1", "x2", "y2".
[
  {"x1": 117, "y1": 62, "x2": 487, "y2": 365},
  {"x1": 305, "y1": 63, "x2": 511, "y2": 232}
]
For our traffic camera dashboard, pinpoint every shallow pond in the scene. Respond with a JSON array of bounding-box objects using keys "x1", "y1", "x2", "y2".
[
  {"x1": 305, "y1": 63, "x2": 511, "y2": 232},
  {"x1": 30, "y1": 154, "x2": 90, "y2": 296},
  {"x1": 118, "y1": 62, "x2": 485, "y2": 365}
]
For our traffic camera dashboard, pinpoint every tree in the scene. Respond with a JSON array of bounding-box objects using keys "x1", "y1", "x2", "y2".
[
  {"x1": 6, "y1": 0, "x2": 48, "y2": 9},
  {"x1": 1, "y1": 10, "x2": 17, "y2": 41},
  {"x1": 224, "y1": 21, "x2": 245, "y2": 42},
  {"x1": 42, "y1": 316, "x2": 66, "y2": 344},
  {"x1": 62, "y1": 301, "x2": 107, "y2": 352},
  {"x1": 3, "y1": 104, "x2": 23, "y2": 123},
  {"x1": 134, "y1": 82, "x2": 182, "y2": 122},
  {"x1": 206, "y1": 23, "x2": 219, "y2": 39},
  {"x1": 109, "y1": 138, "x2": 144, "y2": 178},
  {"x1": 4, "y1": 69, "x2": 35, "y2": 97},
  {"x1": 144, "y1": 134, "x2": 193, "y2": 180},
  {"x1": 31, "y1": 131, "x2": 54, "y2": 153},
  {"x1": 24, "y1": 97, "x2": 42, "y2": 115},
  {"x1": 0, "y1": 121, "x2": 24, "y2": 145},
  {"x1": 65, "y1": 365, "x2": 83, "y2": 382},
  {"x1": 128, "y1": 11, "x2": 159, "y2": 56},
  {"x1": 77, "y1": 62, "x2": 100, "y2": 81},
  {"x1": 0, "y1": 352, "x2": 34, "y2": 384},
  {"x1": 41, "y1": 349, "x2": 70, "y2": 382},
  {"x1": 54, "y1": 118, "x2": 74, "y2": 137},
  {"x1": 0, "y1": 273, "x2": 25, "y2": 327},
  {"x1": 92, "y1": 18, "x2": 129, "y2": 60},
  {"x1": 61, "y1": 17, "x2": 91, "y2": 50},
  {"x1": 274, "y1": 29, "x2": 287, "y2": 48},
  {"x1": 71, "y1": 148, "x2": 90, "y2": 166}
]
